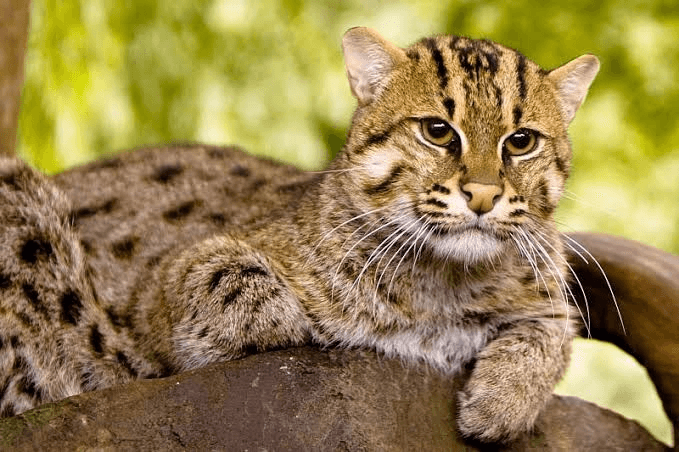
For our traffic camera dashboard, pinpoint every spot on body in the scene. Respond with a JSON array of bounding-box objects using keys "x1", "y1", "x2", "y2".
[
  {"x1": 19, "y1": 238, "x2": 53, "y2": 264},
  {"x1": 111, "y1": 236, "x2": 139, "y2": 259},
  {"x1": 163, "y1": 200, "x2": 201, "y2": 222},
  {"x1": 230, "y1": 165, "x2": 251, "y2": 178},
  {"x1": 151, "y1": 164, "x2": 184, "y2": 184},
  {"x1": 115, "y1": 351, "x2": 138, "y2": 377},
  {"x1": 0, "y1": 168, "x2": 26, "y2": 190},
  {"x1": 60, "y1": 291, "x2": 83, "y2": 325},
  {"x1": 22, "y1": 284, "x2": 49, "y2": 318},
  {"x1": 16, "y1": 375, "x2": 42, "y2": 400},
  {"x1": 208, "y1": 213, "x2": 227, "y2": 226},
  {"x1": 71, "y1": 199, "x2": 118, "y2": 224},
  {"x1": 240, "y1": 266, "x2": 269, "y2": 278},
  {"x1": 90, "y1": 325, "x2": 104, "y2": 355},
  {"x1": 0, "y1": 273, "x2": 11, "y2": 290}
]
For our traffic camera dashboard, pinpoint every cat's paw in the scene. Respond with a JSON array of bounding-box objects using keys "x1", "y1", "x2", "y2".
[{"x1": 456, "y1": 380, "x2": 540, "y2": 444}]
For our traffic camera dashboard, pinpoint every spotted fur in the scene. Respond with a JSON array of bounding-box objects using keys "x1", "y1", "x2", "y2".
[{"x1": 0, "y1": 28, "x2": 599, "y2": 443}]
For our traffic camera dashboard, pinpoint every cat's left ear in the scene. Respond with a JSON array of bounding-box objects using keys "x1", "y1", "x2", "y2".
[
  {"x1": 547, "y1": 55, "x2": 600, "y2": 125},
  {"x1": 342, "y1": 27, "x2": 407, "y2": 105}
]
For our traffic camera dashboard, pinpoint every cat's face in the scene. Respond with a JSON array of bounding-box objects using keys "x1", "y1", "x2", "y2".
[{"x1": 340, "y1": 28, "x2": 598, "y2": 263}]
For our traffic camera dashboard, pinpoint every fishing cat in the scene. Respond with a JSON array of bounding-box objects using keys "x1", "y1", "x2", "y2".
[{"x1": 0, "y1": 27, "x2": 598, "y2": 442}]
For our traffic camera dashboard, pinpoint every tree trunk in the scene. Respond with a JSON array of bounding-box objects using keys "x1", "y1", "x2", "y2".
[{"x1": 0, "y1": 0, "x2": 31, "y2": 157}]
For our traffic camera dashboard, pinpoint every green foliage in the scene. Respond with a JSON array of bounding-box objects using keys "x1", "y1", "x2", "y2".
[{"x1": 17, "y1": 0, "x2": 678, "y2": 445}]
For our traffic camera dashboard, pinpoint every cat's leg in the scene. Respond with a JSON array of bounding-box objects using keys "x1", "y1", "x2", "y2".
[
  {"x1": 136, "y1": 234, "x2": 311, "y2": 372},
  {"x1": 0, "y1": 158, "x2": 145, "y2": 416},
  {"x1": 456, "y1": 317, "x2": 574, "y2": 443}
]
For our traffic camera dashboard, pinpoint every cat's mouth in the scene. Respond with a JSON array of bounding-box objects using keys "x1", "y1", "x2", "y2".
[
  {"x1": 425, "y1": 221, "x2": 509, "y2": 262},
  {"x1": 427, "y1": 221, "x2": 504, "y2": 240}
]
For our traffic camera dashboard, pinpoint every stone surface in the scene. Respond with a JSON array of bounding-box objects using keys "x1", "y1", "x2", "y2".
[{"x1": 0, "y1": 347, "x2": 667, "y2": 451}]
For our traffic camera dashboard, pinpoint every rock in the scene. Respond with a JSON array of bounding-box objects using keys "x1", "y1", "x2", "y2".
[{"x1": 0, "y1": 346, "x2": 666, "y2": 451}]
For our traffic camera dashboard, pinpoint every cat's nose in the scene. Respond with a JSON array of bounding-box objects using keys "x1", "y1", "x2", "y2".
[{"x1": 460, "y1": 182, "x2": 503, "y2": 215}]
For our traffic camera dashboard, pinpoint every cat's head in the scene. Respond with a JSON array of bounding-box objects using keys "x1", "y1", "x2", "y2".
[{"x1": 339, "y1": 27, "x2": 598, "y2": 263}]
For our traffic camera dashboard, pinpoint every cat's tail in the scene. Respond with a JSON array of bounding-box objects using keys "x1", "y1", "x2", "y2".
[{"x1": 0, "y1": 157, "x2": 139, "y2": 417}]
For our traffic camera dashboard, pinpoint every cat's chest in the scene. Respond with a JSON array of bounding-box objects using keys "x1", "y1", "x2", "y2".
[
  {"x1": 407, "y1": 262, "x2": 513, "y2": 319},
  {"x1": 369, "y1": 268, "x2": 513, "y2": 373}
]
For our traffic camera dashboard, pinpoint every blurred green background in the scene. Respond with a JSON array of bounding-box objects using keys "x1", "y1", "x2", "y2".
[{"x1": 17, "y1": 0, "x2": 678, "y2": 444}]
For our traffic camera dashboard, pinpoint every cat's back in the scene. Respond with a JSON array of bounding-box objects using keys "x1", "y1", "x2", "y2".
[{"x1": 51, "y1": 144, "x2": 314, "y2": 305}]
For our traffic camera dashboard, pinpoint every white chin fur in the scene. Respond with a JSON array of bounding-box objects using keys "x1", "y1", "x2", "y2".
[{"x1": 430, "y1": 229, "x2": 505, "y2": 264}]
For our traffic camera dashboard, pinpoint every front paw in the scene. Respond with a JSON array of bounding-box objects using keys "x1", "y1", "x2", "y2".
[{"x1": 456, "y1": 374, "x2": 543, "y2": 443}]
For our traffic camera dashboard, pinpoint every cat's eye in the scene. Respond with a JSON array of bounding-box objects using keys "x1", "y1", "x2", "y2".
[
  {"x1": 421, "y1": 118, "x2": 458, "y2": 147},
  {"x1": 503, "y1": 129, "x2": 539, "y2": 156}
]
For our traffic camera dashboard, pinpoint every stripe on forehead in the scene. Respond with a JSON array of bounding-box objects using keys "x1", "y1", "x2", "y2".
[
  {"x1": 516, "y1": 52, "x2": 528, "y2": 100},
  {"x1": 423, "y1": 38, "x2": 449, "y2": 91},
  {"x1": 450, "y1": 37, "x2": 501, "y2": 79}
]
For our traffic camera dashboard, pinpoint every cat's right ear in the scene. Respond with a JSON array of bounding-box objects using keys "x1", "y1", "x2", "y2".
[{"x1": 342, "y1": 27, "x2": 406, "y2": 106}]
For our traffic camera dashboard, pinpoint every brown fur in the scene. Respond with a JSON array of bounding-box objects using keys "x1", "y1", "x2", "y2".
[{"x1": 0, "y1": 28, "x2": 598, "y2": 442}]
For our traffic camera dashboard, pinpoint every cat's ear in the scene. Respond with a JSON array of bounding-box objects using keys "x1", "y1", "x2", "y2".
[
  {"x1": 342, "y1": 27, "x2": 407, "y2": 105},
  {"x1": 547, "y1": 55, "x2": 600, "y2": 125}
]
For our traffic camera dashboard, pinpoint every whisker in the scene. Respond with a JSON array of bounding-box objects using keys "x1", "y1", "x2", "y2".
[
  {"x1": 512, "y1": 227, "x2": 556, "y2": 316},
  {"x1": 515, "y1": 227, "x2": 575, "y2": 346},
  {"x1": 561, "y1": 189, "x2": 621, "y2": 220},
  {"x1": 307, "y1": 166, "x2": 371, "y2": 175},
  {"x1": 510, "y1": 230, "x2": 541, "y2": 294},
  {"x1": 306, "y1": 203, "x2": 397, "y2": 267},
  {"x1": 374, "y1": 215, "x2": 421, "y2": 284},
  {"x1": 331, "y1": 214, "x2": 403, "y2": 303},
  {"x1": 532, "y1": 228, "x2": 592, "y2": 337},
  {"x1": 387, "y1": 217, "x2": 432, "y2": 301},
  {"x1": 349, "y1": 212, "x2": 415, "y2": 297},
  {"x1": 412, "y1": 218, "x2": 434, "y2": 274},
  {"x1": 563, "y1": 234, "x2": 625, "y2": 334}
]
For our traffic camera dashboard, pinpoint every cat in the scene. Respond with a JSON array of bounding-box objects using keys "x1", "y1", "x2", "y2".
[{"x1": 0, "y1": 27, "x2": 599, "y2": 443}]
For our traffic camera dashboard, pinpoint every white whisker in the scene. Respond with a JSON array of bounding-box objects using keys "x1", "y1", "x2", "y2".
[
  {"x1": 532, "y1": 228, "x2": 592, "y2": 337},
  {"x1": 563, "y1": 234, "x2": 625, "y2": 334}
]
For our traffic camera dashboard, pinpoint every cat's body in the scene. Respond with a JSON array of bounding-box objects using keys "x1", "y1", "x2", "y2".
[{"x1": 0, "y1": 28, "x2": 598, "y2": 442}]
